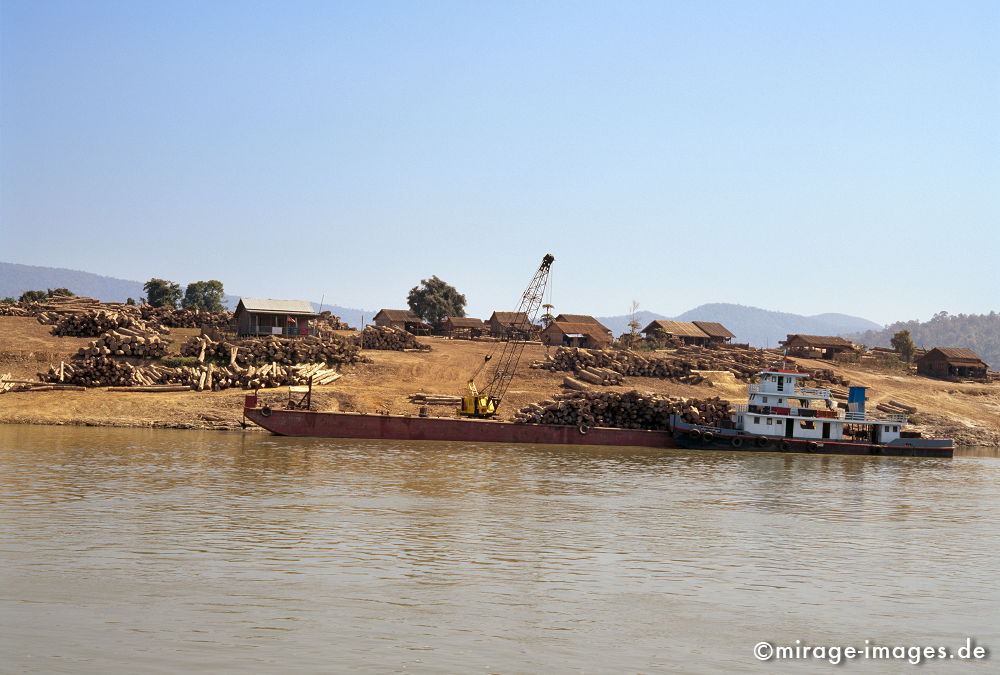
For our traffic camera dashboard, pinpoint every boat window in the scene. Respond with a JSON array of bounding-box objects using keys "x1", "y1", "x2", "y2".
[
  {"x1": 778, "y1": 398, "x2": 783, "y2": 404},
  {"x1": 799, "y1": 421, "x2": 815, "y2": 429},
  {"x1": 754, "y1": 416, "x2": 760, "y2": 424},
  {"x1": 766, "y1": 418, "x2": 773, "y2": 425},
  {"x1": 884, "y1": 425, "x2": 890, "y2": 432},
  {"x1": 763, "y1": 397, "x2": 768, "y2": 403},
  {"x1": 894, "y1": 426, "x2": 899, "y2": 432}
]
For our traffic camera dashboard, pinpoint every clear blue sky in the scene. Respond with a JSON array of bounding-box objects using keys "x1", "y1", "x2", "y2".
[{"x1": 2, "y1": 0, "x2": 997, "y2": 324}]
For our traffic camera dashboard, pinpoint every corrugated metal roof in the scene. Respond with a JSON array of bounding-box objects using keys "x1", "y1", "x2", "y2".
[
  {"x1": 554, "y1": 314, "x2": 611, "y2": 332},
  {"x1": 238, "y1": 298, "x2": 317, "y2": 315},
  {"x1": 692, "y1": 321, "x2": 736, "y2": 339},
  {"x1": 641, "y1": 320, "x2": 710, "y2": 338}
]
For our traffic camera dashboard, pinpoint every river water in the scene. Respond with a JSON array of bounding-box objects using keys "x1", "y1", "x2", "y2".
[{"x1": 1, "y1": 425, "x2": 998, "y2": 673}]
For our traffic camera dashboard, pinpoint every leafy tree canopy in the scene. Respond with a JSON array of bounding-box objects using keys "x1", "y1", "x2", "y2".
[
  {"x1": 143, "y1": 278, "x2": 182, "y2": 308},
  {"x1": 182, "y1": 280, "x2": 226, "y2": 313},
  {"x1": 407, "y1": 275, "x2": 466, "y2": 327},
  {"x1": 17, "y1": 288, "x2": 75, "y2": 303},
  {"x1": 890, "y1": 329, "x2": 916, "y2": 363}
]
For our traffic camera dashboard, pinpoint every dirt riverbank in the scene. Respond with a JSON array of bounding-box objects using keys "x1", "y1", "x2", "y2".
[{"x1": 2, "y1": 319, "x2": 998, "y2": 445}]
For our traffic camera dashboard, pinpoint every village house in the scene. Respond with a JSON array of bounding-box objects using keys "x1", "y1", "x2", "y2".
[
  {"x1": 692, "y1": 321, "x2": 736, "y2": 345},
  {"x1": 234, "y1": 298, "x2": 318, "y2": 337},
  {"x1": 779, "y1": 334, "x2": 856, "y2": 359},
  {"x1": 640, "y1": 320, "x2": 711, "y2": 346},
  {"x1": 540, "y1": 321, "x2": 613, "y2": 349},
  {"x1": 372, "y1": 309, "x2": 421, "y2": 331},
  {"x1": 553, "y1": 314, "x2": 613, "y2": 340},
  {"x1": 488, "y1": 311, "x2": 534, "y2": 339},
  {"x1": 442, "y1": 316, "x2": 485, "y2": 339},
  {"x1": 916, "y1": 348, "x2": 989, "y2": 381}
]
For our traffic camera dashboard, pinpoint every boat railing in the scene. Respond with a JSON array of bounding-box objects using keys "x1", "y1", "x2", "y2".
[
  {"x1": 733, "y1": 403, "x2": 748, "y2": 413},
  {"x1": 747, "y1": 383, "x2": 830, "y2": 398},
  {"x1": 844, "y1": 411, "x2": 908, "y2": 423}
]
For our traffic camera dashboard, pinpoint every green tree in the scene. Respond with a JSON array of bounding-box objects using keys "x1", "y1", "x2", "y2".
[
  {"x1": 47, "y1": 287, "x2": 74, "y2": 297},
  {"x1": 406, "y1": 275, "x2": 466, "y2": 327},
  {"x1": 890, "y1": 329, "x2": 916, "y2": 363},
  {"x1": 143, "y1": 278, "x2": 182, "y2": 308},
  {"x1": 182, "y1": 280, "x2": 226, "y2": 312},
  {"x1": 18, "y1": 290, "x2": 47, "y2": 303}
]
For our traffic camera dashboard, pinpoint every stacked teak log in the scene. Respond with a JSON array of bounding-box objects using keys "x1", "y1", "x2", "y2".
[
  {"x1": 39, "y1": 358, "x2": 342, "y2": 391},
  {"x1": 76, "y1": 329, "x2": 168, "y2": 359},
  {"x1": 358, "y1": 326, "x2": 430, "y2": 351},
  {"x1": 49, "y1": 310, "x2": 164, "y2": 337},
  {"x1": 140, "y1": 306, "x2": 233, "y2": 329},
  {"x1": 180, "y1": 334, "x2": 366, "y2": 367},
  {"x1": 534, "y1": 346, "x2": 782, "y2": 383},
  {"x1": 513, "y1": 390, "x2": 734, "y2": 430}
]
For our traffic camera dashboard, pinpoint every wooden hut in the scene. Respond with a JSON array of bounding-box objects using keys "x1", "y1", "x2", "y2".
[
  {"x1": 554, "y1": 314, "x2": 613, "y2": 340},
  {"x1": 779, "y1": 334, "x2": 855, "y2": 359},
  {"x1": 373, "y1": 309, "x2": 420, "y2": 331},
  {"x1": 692, "y1": 321, "x2": 736, "y2": 345},
  {"x1": 234, "y1": 298, "x2": 318, "y2": 337},
  {"x1": 443, "y1": 317, "x2": 485, "y2": 339},
  {"x1": 488, "y1": 311, "x2": 533, "y2": 339},
  {"x1": 540, "y1": 321, "x2": 613, "y2": 349},
  {"x1": 916, "y1": 348, "x2": 988, "y2": 381},
  {"x1": 640, "y1": 320, "x2": 711, "y2": 346}
]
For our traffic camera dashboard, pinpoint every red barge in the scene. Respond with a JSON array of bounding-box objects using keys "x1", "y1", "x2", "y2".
[{"x1": 243, "y1": 403, "x2": 675, "y2": 449}]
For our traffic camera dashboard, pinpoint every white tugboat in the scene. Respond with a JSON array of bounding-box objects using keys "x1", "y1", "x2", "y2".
[{"x1": 670, "y1": 364, "x2": 953, "y2": 457}]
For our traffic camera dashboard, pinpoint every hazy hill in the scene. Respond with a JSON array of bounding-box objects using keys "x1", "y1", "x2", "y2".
[
  {"x1": 598, "y1": 303, "x2": 881, "y2": 347},
  {"x1": 0, "y1": 262, "x2": 373, "y2": 327},
  {"x1": 844, "y1": 311, "x2": 1000, "y2": 369}
]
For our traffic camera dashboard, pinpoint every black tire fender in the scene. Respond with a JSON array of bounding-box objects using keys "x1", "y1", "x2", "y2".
[
  {"x1": 687, "y1": 429, "x2": 702, "y2": 441},
  {"x1": 730, "y1": 436, "x2": 744, "y2": 448},
  {"x1": 781, "y1": 440, "x2": 792, "y2": 451},
  {"x1": 578, "y1": 424, "x2": 589, "y2": 435},
  {"x1": 261, "y1": 405, "x2": 272, "y2": 417},
  {"x1": 701, "y1": 431, "x2": 714, "y2": 443},
  {"x1": 754, "y1": 436, "x2": 768, "y2": 448}
]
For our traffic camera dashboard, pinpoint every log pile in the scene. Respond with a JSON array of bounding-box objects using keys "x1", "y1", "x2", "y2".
[
  {"x1": 0, "y1": 303, "x2": 32, "y2": 317},
  {"x1": 513, "y1": 390, "x2": 734, "y2": 430},
  {"x1": 314, "y1": 311, "x2": 353, "y2": 332},
  {"x1": 533, "y1": 347, "x2": 692, "y2": 380},
  {"x1": 358, "y1": 326, "x2": 430, "y2": 351},
  {"x1": 409, "y1": 392, "x2": 463, "y2": 406},
  {"x1": 876, "y1": 400, "x2": 917, "y2": 416},
  {"x1": 802, "y1": 368, "x2": 851, "y2": 387},
  {"x1": 76, "y1": 329, "x2": 168, "y2": 359},
  {"x1": 139, "y1": 306, "x2": 233, "y2": 329},
  {"x1": 39, "y1": 357, "x2": 342, "y2": 391},
  {"x1": 49, "y1": 310, "x2": 164, "y2": 337},
  {"x1": 180, "y1": 334, "x2": 366, "y2": 367}
]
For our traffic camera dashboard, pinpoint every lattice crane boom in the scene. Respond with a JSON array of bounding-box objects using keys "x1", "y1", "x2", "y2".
[{"x1": 459, "y1": 253, "x2": 554, "y2": 418}]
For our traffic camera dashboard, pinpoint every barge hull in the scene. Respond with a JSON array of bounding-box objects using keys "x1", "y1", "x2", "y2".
[{"x1": 244, "y1": 407, "x2": 676, "y2": 449}]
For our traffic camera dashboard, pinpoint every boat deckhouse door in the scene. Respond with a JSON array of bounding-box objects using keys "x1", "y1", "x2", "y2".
[
  {"x1": 822, "y1": 422, "x2": 830, "y2": 439},
  {"x1": 785, "y1": 419, "x2": 794, "y2": 438},
  {"x1": 777, "y1": 376, "x2": 784, "y2": 392}
]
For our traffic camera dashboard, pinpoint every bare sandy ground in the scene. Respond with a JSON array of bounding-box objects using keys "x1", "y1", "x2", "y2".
[{"x1": 2, "y1": 319, "x2": 997, "y2": 445}]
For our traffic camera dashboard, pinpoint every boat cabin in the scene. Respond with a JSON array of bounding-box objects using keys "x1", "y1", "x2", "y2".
[{"x1": 733, "y1": 368, "x2": 904, "y2": 444}]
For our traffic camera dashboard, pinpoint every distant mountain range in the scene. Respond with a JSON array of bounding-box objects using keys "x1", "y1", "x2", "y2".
[
  {"x1": 0, "y1": 262, "x2": 373, "y2": 327},
  {"x1": 13, "y1": 263, "x2": 982, "y2": 351},
  {"x1": 597, "y1": 303, "x2": 883, "y2": 347}
]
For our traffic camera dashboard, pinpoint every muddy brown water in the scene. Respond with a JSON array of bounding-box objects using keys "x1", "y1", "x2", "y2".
[{"x1": 1, "y1": 425, "x2": 998, "y2": 673}]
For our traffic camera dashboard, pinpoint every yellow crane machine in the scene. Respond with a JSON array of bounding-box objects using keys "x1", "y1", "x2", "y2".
[{"x1": 459, "y1": 253, "x2": 554, "y2": 418}]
